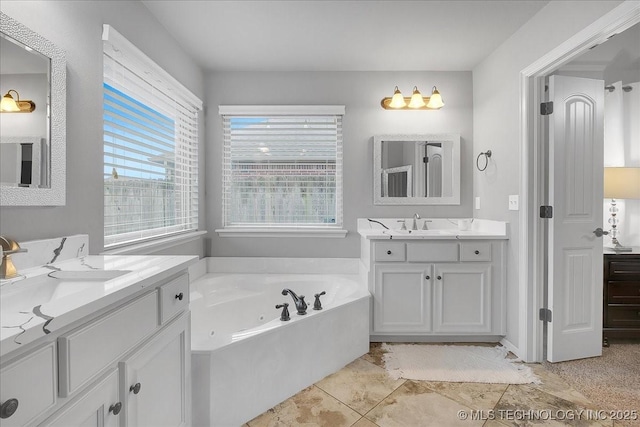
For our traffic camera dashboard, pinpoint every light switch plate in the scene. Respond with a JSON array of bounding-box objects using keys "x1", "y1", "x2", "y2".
[
  {"x1": 509, "y1": 195, "x2": 519, "y2": 211},
  {"x1": 475, "y1": 197, "x2": 481, "y2": 210}
]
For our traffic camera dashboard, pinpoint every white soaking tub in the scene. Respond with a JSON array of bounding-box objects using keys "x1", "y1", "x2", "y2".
[{"x1": 189, "y1": 259, "x2": 370, "y2": 427}]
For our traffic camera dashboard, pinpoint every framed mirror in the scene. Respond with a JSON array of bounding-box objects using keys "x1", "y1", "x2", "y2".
[
  {"x1": 373, "y1": 134, "x2": 460, "y2": 205},
  {"x1": 0, "y1": 11, "x2": 66, "y2": 206}
]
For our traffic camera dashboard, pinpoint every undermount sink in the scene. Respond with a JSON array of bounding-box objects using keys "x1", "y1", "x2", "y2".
[
  {"x1": 383, "y1": 229, "x2": 456, "y2": 237},
  {"x1": 47, "y1": 270, "x2": 130, "y2": 281},
  {"x1": 0, "y1": 270, "x2": 131, "y2": 319}
]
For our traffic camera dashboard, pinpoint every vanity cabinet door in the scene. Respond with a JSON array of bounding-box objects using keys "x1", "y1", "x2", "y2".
[
  {"x1": 40, "y1": 369, "x2": 120, "y2": 427},
  {"x1": 433, "y1": 263, "x2": 492, "y2": 334},
  {"x1": 0, "y1": 343, "x2": 56, "y2": 427},
  {"x1": 373, "y1": 264, "x2": 432, "y2": 333},
  {"x1": 119, "y1": 312, "x2": 189, "y2": 427}
]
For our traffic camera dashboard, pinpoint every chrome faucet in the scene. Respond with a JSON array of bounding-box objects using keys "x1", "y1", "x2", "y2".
[
  {"x1": 0, "y1": 236, "x2": 27, "y2": 280},
  {"x1": 412, "y1": 213, "x2": 421, "y2": 230},
  {"x1": 282, "y1": 289, "x2": 307, "y2": 315}
]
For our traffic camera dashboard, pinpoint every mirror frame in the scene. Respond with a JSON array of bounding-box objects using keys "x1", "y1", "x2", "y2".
[
  {"x1": 373, "y1": 133, "x2": 461, "y2": 205},
  {"x1": 1, "y1": 11, "x2": 66, "y2": 206}
]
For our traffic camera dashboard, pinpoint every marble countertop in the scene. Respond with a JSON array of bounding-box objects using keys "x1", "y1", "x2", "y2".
[
  {"x1": 357, "y1": 218, "x2": 509, "y2": 240},
  {"x1": 0, "y1": 254, "x2": 197, "y2": 358}
]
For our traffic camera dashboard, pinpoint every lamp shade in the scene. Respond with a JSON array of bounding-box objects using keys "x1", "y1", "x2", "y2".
[
  {"x1": 408, "y1": 86, "x2": 426, "y2": 108},
  {"x1": 426, "y1": 86, "x2": 444, "y2": 109},
  {"x1": 389, "y1": 86, "x2": 406, "y2": 108},
  {"x1": 604, "y1": 167, "x2": 640, "y2": 199},
  {"x1": 1, "y1": 92, "x2": 20, "y2": 112}
]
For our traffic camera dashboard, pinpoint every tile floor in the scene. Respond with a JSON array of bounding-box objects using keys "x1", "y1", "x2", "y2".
[{"x1": 245, "y1": 343, "x2": 617, "y2": 427}]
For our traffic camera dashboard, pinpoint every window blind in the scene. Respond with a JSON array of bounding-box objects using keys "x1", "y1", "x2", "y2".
[
  {"x1": 221, "y1": 108, "x2": 344, "y2": 228},
  {"x1": 102, "y1": 25, "x2": 202, "y2": 248}
]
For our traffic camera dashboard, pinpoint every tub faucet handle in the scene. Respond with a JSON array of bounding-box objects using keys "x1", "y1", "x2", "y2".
[
  {"x1": 275, "y1": 303, "x2": 290, "y2": 321},
  {"x1": 313, "y1": 291, "x2": 326, "y2": 310}
]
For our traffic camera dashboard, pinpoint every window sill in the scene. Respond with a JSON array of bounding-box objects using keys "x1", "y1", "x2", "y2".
[
  {"x1": 215, "y1": 228, "x2": 348, "y2": 238},
  {"x1": 101, "y1": 230, "x2": 207, "y2": 255}
]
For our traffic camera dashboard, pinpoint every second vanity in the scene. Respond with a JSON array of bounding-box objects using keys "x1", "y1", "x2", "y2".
[
  {"x1": 359, "y1": 218, "x2": 508, "y2": 342},
  {"x1": 0, "y1": 235, "x2": 196, "y2": 427}
]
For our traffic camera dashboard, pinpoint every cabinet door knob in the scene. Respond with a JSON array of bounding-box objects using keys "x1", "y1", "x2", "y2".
[
  {"x1": 437, "y1": 276, "x2": 442, "y2": 280},
  {"x1": 425, "y1": 275, "x2": 430, "y2": 280},
  {"x1": 474, "y1": 250, "x2": 480, "y2": 255},
  {"x1": 130, "y1": 382, "x2": 142, "y2": 394},
  {"x1": 109, "y1": 402, "x2": 122, "y2": 415},
  {"x1": 387, "y1": 250, "x2": 392, "y2": 255},
  {"x1": 0, "y1": 398, "x2": 19, "y2": 419},
  {"x1": 175, "y1": 293, "x2": 184, "y2": 301}
]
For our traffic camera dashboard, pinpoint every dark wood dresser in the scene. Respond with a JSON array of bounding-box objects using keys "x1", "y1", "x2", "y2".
[{"x1": 603, "y1": 249, "x2": 640, "y2": 345}]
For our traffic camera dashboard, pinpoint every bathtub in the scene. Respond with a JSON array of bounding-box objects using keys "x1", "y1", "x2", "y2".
[{"x1": 189, "y1": 259, "x2": 370, "y2": 427}]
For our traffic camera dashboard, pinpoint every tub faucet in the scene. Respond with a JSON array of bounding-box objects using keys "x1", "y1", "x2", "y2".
[
  {"x1": 282, "y1": 289, "x2": 307, "y2": 315},
  {"x1": 0, "y1": 236, "x2": 27, "y2": 280}
]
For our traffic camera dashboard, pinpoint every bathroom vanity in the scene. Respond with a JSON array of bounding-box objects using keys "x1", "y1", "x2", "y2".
[
  {"x1": 0, "y1": 240, "x2": 196, "y2": 427},
  {"x1": 358, "y1": 218, "x2": 508, "y2": 342}
]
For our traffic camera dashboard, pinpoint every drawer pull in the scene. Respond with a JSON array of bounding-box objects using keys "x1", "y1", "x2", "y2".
[
  {"x1": 474, "y1": 250, "x2": 480, "y2": 255},
  {"x1": 175, "y1": 293, "x2": 184, "y2": 301},
  {"x1": 130, "y1": 382, "x2": 142, "y2": 394},
  {"x1": 437, "y1": 276, "x2": 442, "y2": 280},
  {"x1": 0, "y1": 398, "x2": 19, "y2": 419},
  {"x1": 387, "y1": 250, "x2": 392, "y2": 255},
  {"x1": 109, "y1": 402, "x2": 122, "y2": 415},
  {"x1": 426, "y1": 275, "x2": 430, "y2": 280}
]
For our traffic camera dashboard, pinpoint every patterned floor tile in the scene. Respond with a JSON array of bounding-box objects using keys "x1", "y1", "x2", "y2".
[
  {"x1": 247, "y1": 386, "x2": 361, "y2": 427},
  {"x1": 364, "y1": 380, "x2": 484, "y2": 427},
  {"x1": 315, "y1": 358, "x2": 406, "y2": 415}
]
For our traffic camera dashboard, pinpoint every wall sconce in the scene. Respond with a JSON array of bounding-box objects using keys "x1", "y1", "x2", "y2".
[
  {"x1": 0, "y1": 89, "x2": 36, "y2": 113},
  {"x1": 381, "y1": 86, "x2": 444, "y2": 110}
]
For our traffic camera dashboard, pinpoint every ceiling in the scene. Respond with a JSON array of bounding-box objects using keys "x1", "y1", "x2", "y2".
[
  {"x1": 142, "y1": 0, "x2": 549, "y2": 72},
  {"x1": 560, "y1": 22, "x2": 640, "y2": 72}
]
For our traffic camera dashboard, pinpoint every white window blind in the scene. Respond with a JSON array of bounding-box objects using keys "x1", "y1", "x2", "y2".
[
  {"x1": 221, "y1": 106, "x2": 344, "y2": 228},
  {"x1": 102, "y1": 25, "x2": 202, "y2": 248}
]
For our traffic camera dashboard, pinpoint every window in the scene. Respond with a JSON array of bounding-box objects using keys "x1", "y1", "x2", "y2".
[
  {"x1": 102, "y1": 25, "x2": 202, "y2": 248},
  {"x1": 220, "y1": 106, "x2": 344, "y2": 234}
]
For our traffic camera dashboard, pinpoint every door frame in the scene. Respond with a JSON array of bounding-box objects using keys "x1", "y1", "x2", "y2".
[{"x1": 519, "y1": 1, "x2": 640, "y2": 363}]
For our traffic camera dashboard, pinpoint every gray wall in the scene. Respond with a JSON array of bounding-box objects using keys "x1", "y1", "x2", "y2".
[
  {"x1": 205, "y1": 71, "x2": 473, "y2": 257},
  {"x1": 472, "y1": 0, "x2": 623, "y2": 355},
  {"x1": 0, "y1": 1, "x2": 206, "y2": 257}
]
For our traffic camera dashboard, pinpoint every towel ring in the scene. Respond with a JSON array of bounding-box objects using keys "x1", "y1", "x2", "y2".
[{"x1": 476, "y1": 150, "x2": 492, "y2": 171}]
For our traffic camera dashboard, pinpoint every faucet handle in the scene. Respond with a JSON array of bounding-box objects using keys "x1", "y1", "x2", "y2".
[
  {"x1": 422, "y1": 220, "x2": 432, "y2": 230},
  {"x1": 313, "y1": 291, "x2": 326, "y2": 310},
  {"x1": 397, "y1": 220, "x2": 407, "y2": 230},
  {"x1": 275, "y1": 303, "x2": 290, "y2": 321}
]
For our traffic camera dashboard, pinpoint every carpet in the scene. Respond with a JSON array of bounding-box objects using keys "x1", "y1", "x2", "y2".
[
  {"x1": 543, "y1": 342, "x2": 640, "y2": 424},
  {"x1": 382, "y1": 343, "x2": 540, "y2": 384}
]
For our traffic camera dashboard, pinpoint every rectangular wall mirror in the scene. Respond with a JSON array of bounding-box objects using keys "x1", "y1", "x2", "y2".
[
  {"x1": 0, "y1": 11, "x2": 66, "y2": 206},
  {"x1": 373, "y1": 134, "x2": 460, "y2": 205}
]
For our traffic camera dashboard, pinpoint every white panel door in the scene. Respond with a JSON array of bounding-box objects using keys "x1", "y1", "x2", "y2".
[{"x1": 547, "y1": 75, "x2": 604, "y2": 362}]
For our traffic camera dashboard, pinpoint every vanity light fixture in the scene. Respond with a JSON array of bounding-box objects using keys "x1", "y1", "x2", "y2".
[
  {"x1": 0, "y1": 89, "x2": 36, "y2": 113},
  {"x1": 381, "y1": 86, "x2": 444, "y2": 110}
]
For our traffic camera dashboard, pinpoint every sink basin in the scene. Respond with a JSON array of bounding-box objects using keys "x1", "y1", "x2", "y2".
[
  {"x1": 47, "y1": 270, "x2": 130, "y2": 281},
  {"x1": 384, "y1": 229, "x2": 456, "y2": 237},
  {"x1": 0, "y1": 270, "x2": 131, "y2": 319}
]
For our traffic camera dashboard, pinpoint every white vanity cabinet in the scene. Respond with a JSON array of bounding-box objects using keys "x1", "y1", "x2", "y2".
[
  {"x1": 120, "y1": 312, "x2": 189, "y2": 427},
  {"x1": 365, "y1": 239, "x2": 506, "y2": 341},
  {"x1": 0, "y1": 270, "x2": 191, "y2": 427}
]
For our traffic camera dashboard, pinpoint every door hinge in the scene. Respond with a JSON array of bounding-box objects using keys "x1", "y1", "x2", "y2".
[
  {"x1": 540, "y1": 205, "x2": 553, "y2": 219},
  {"x1": 540, "y1": 101, "x2": 554, "y2": 115},
  {"x1": 539, "y1": 308, "x2": 552, "y2": 322}
]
